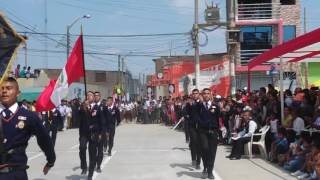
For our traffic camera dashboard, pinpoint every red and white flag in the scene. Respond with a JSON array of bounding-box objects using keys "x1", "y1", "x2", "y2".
[{"x1": 35, "y1": 35, "x2": 84, "y2": 112}]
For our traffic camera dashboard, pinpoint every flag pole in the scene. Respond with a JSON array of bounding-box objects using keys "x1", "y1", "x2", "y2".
[{"x1": 80, "y1": 25, "x2": 88, "y2": 96}]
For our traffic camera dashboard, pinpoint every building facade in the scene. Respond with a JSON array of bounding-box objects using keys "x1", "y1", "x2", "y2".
[
  {"x1": 17, "y1": 69, "x2": 141, "y2": 102},
  {"x1": 234, "y1": 0, "x2": 301, "y2": 90}
]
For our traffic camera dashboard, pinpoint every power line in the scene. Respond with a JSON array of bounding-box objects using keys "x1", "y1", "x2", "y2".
[
  {"x1": 52, "y1": 0, "x2": 190, "y2": 26},
  {"x1": 27, "y1": 48, "x2": 182, "y2": 57},
  {"x1": 18, "y1": 31, "x2": 190, "y2": 38}
]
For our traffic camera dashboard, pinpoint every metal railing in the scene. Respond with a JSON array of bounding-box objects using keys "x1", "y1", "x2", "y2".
[
  {"x1": 240, "y1": 49, "x2": 271, "y2": 65},
  {"x1": 237, "y1": 3, "x2": 281, "y2": 21}
]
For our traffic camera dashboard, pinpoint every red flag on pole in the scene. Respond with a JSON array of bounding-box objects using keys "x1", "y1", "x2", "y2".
[{"x1": 35, "y1": 35, "x2": 85, "y2": 112}]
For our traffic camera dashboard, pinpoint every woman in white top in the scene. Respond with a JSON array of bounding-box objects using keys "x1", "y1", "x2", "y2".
[{"x1": 291, "y1": 109, "x2": 305, "y2": 136}]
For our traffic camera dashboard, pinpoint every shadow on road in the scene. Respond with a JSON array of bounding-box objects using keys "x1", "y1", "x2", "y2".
[
  {"x1": 170, "y1": 163, "x2": 194, "y2": 171},
  {"x1": 172, "y1": 147, "x2": 189, "y2": 151},
  {"x1": 176, "y1": 171, "x2": 202, "y2": 178},
  {"x1": 72, "y1": 166, "x2": 81, "y2": 171},
  {"x1": 65, "y1": 174, "x2": 88, "y2": 180}
]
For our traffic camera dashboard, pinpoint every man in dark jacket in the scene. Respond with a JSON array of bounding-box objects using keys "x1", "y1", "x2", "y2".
[
  {"x1": 103, "y1": 97, "x2": 120, "y2": 156},
  {"x1": 198, "y1": 88, "x2": 220, "y2": 179},
  {"x1": 78, "y1": 92, "x2": 94, "y2": 175}
]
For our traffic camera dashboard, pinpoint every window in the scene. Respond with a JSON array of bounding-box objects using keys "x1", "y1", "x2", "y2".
[
  {"x1": 95, "y1": 72, "x2": 106, "y2": 82},
  {"x1": 240, "y1": 26, "x2": 273, "y2": 50},
  {"x1": 283, "y1": 25, "x2": 296, "y2": 42},
  {"x1": 280, "y1": 0, "x2": 296, "y2": 5}
]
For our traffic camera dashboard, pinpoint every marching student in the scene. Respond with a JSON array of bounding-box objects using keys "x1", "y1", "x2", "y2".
[{"x1": 0, "y1": 77, "x2": 55, "y2": 179}]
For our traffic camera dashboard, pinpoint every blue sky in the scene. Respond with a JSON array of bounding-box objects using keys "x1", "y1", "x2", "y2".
[{"x1": 1, "y1": 0, "x2": 320, "y2": 78}]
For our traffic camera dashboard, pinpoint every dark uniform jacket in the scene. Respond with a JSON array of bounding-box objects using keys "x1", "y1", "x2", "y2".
[
  {"x1": 89, "y1": 103, "x2": 104, "y2": 135},
  {"x1": 103, "y1": 106, "x2": 120, "y2": 132},
  {"x1": 0, "y1": 103, "x2": 55, "y2": 167},
  {"x1": 186, "y1": 100, "x2": 201, "y2": 127},
  {"x1": 47, "y1": 109, "x2": 61, "y2": 130},
  {"x1": 79, "y1": 104, "x2": 91, "y2": 137},
  {"x1": 198, "y1": 101, "x2": 220, "y2": 130}
]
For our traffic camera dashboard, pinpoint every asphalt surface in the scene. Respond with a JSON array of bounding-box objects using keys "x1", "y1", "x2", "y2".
[{"x1": 26, "y1": 123, "x2": 297, "y2": 180}]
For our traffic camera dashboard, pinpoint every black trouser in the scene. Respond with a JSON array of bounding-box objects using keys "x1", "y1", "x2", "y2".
[
  {"x1": 199, "y1": 128, "x2": 219, "y2": 174},
  {"x1": 189, "y1": 126, "x2": 201, "y2": 165},
  {"x1": 230, "y1": 137, "x2": 251, "y2": 158},
  {"x1": 0, "y1": 170, "x2": 28, "y2": 180},
  {"x1": 79, "y1": 136, "x2": 89, "y2": 170},
  {"x1": 49, "y1": 127, "x2": 57, "y2": 147},
  {"x1": 107, "y1": 128, "x2": 115, "y2": 153},
  {"x1": 184, "y1": 120, "x2": 190, "y2": 142},
  {"x1": 88, "y1": 134, "x2": 103, "y2": 177}
]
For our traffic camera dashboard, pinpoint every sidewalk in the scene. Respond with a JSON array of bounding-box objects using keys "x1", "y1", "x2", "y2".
[{"x1": 215, "y1": 145, "x2": 297, "y2": 180}]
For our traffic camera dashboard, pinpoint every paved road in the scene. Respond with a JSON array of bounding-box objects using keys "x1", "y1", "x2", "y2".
[{"x1": 27, "y1": 123, "x2": 296, "y2": 180}]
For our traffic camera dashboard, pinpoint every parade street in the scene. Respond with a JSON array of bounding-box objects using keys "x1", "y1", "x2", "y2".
[{"x1": 27, "y1": 124, "x2": 296, "y2": 180}]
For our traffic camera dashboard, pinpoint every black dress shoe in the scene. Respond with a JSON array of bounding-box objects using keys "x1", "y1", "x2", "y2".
[
  {"x1": 108, "y1": 151, "x2": 112, "y2": 156},
  {"x1": 88, "y1": 177, "x2": 92, "y2": 180},
  {"x1": 195, "y1": 164, "x2": 201, "y2": 170},
  {"x1": 208, "y1": 173, "x2": 215, "y2": 179},
  {"x1": 201, "y1": 169, "x2": 208, "y2": 179},
  {"x1": 230, "y1": 156, "x2": 241, "y2": 160},
  {"x1": 81, "y1": 169, "x2": 87, "y2": 175},
  {"x1": 225, "y1": 155, "x2": 233, "y2": 158},
  {"x1": 96, "y1": 167, "x2": 102, "y2": 173}
]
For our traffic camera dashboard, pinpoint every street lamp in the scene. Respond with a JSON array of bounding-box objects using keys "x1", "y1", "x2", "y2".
[{"x1": 66, "y1": 14, "x2": 91, "y2": 59}]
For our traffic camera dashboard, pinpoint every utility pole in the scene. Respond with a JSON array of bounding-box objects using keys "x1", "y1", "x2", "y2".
[
  {"x1": 66, "y1": 24, "x2": 71, "y2": 61},
  {"x1": 304, "y1": 7, "x2": 308, "y2": 88},
  {"x1": 117, "y1": 55, "x2": 121, "y2": 85},
  {"x1": 24, "y1": 33, "x2": 27, "y2": 67},
  {"x1": 44, "y1": 0, "x2": 48, "y2": 68},
  {"x1": 194, "y1": 0, "x2": 200, "y2": 89},
  {"x1": 226, "y1": 0, "x2": 237, "y2": 95},
  {"x1": 121, "y1": 57, "x2": 125, "y2": 91}
]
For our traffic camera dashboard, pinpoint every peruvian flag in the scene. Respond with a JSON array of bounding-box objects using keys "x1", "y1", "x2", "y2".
[{"x1": 35, "y1": 35, "x2": 84, "y2": 112}]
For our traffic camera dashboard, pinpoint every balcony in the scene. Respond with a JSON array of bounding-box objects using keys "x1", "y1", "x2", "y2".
[
  {"x1": 236, "y1": 3, "x2": 281, "y2": 21},
  {"x1": 240, "y1": 49, "x2": 271, "y2": 65}
]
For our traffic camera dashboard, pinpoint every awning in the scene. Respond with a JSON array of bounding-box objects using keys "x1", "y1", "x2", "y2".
[{"x1": 248, "y1": 27, "x2": 320, "y2": 69}]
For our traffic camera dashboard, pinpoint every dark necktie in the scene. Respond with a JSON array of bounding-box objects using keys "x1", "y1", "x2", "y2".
[
  {"x1": 205, "y1": 102, "x2": 209, "y2": 110},
  {"x1": 3, "y1": 109, "x2": 12, "y2": 118}
]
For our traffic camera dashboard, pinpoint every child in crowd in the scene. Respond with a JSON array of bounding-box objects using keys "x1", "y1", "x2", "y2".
[
  {"x1": 291, "y1": 133, "x2": 320, "y2": 179},
  {"x1": 269, "y1": 127, "x2": 289, "y2": 162},
  {"x1": 267, "y1": 112, "x2": 280, "y2": 140},
  {"x1": 283, "y1": 132, "x2": 312, "y2": 173}
]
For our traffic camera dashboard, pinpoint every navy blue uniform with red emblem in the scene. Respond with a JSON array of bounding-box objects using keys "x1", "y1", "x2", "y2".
[{"x1": 0, "y1": 103, "x2": 55, "y2": 180}]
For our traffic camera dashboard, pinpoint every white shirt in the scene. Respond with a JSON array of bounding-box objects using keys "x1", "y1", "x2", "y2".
[
  {"x1": 0, "y1": 103, "x2": 19, "y2": 117},
  {"x1": 270, "y1": 119, "x2": 279, "y2": 134},
  {"x1": 314, "y1": 117, "x2": 320, "y2": 126},
  {"x1": 293, "y1": 117, "x2": 305, "y2": 135},
  {"x1": 58, "y1": 105, "x2": 67, "y2": 116},
  {"x1": 239, "y1": 120, "x2": 257, "y2": 138},
  {"x1": 203, "y1": 100, "x2": 212, "y2": 109}
]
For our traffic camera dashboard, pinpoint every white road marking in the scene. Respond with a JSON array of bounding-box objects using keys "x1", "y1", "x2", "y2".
[
  {"x1": 28, "y1": 153, "x2": 43, "y2": 161},
  {"x1": 92, "y1": 150, "x2": 117, "y2": 180},
  {"x1": 69, "y1": 143, "x2": 79, "y2": 150},
  {"x1": 213, "y1": 170, "x2": 223, "y2": 180}
]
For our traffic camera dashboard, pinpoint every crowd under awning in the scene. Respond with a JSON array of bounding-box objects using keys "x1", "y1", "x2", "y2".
[
  {"x1": 247, "y1": 27, "x2": 320, "y2": 92},
  {"x1": 246, "y1": 27, "x2": 320, "y2": 121}
]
